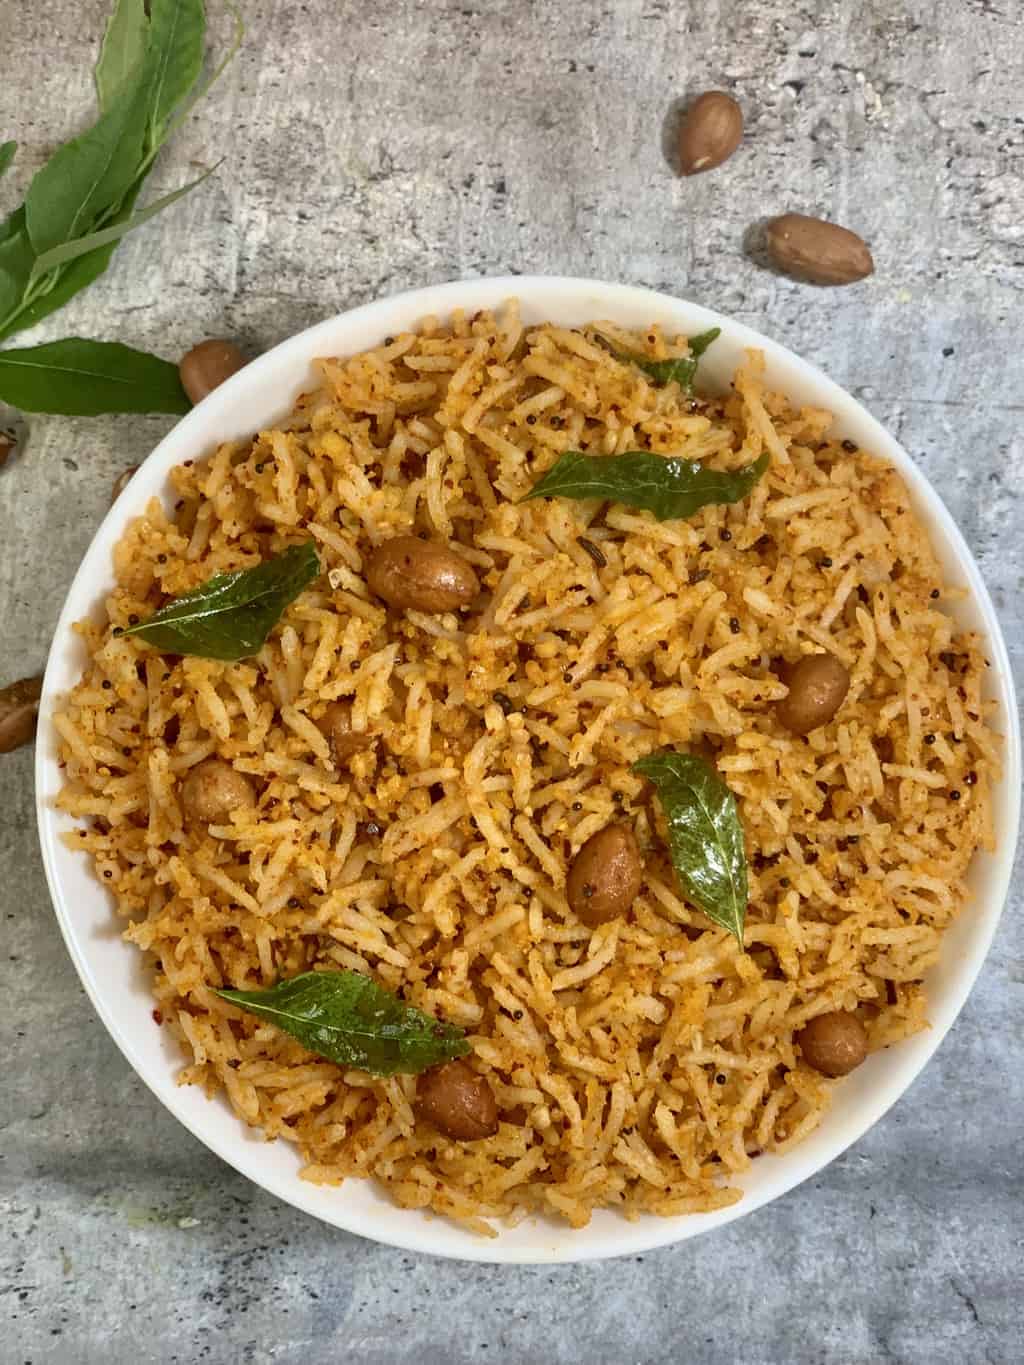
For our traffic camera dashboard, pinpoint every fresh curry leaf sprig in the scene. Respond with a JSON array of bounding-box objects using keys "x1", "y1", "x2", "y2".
[
  {"x1": 615, "y1": 326, "x2": 721, "y2": 394},
  {"x1": 0, "y1": 0, "x2": 242, "y2": 415},
  {"x1": 633, "y1": 751, "x2": 748, "y2": 946},
  {"x1": 123, "y1": 542, "x2": 321, "y2": 660},
  {"x1": 523, "y1": 449, "x2": 768, "y2": 521},
  {"x1": 0, "y1": 338, "x2": 190, "y2": 415},
  {"x1": 217, "y1": 970, "x2": 471, "y2": 1076}
]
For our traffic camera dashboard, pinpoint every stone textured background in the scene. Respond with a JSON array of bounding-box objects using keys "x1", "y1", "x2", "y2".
[{"x1": 2, "y1": 1, "x2": 1022, "y2": 1361}]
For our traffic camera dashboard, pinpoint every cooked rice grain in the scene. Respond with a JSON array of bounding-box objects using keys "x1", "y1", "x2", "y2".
[{"x1": 56, "y1": 303, "x2": 999, "y2": 1235}]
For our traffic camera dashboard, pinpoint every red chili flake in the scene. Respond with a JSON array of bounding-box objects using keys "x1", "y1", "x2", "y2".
[{"x1": 152, "y1": 1009, "x2": 163, "y2": 1025}]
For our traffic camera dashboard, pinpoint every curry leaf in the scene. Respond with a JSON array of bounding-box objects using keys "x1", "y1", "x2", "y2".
[
  {"x1": 216, "y1": 971, "x2": 471, "y2": 1076},
  {"x1": 161, "y1": 0, "x2": 244, "y2": 148},
  {"x1": 523, "y1": 450, "x2": 769, "y2": 521},
  {"x1": 687, "y1": 327, "x2": 721, "y2": 359},
  {"x1": 95, "y1": 0, "x2": 149, "y2": 113},
  {"x1": 144, "y1": 0, "x2": 207, "y2": 150},
  {"x1": 0, "y1": 142, "x2": 16, "y2": 181},
  {"x1": 0, "y1": 211, "x2": 36, "y2": 330},
  {"x1": 123, "y1": 542, "x2": 320, "y2": 660},
  {"x1": 29, "y1": 165, "x2": 216, "y2": 280},
  {"x1": 0, "y1": 337, "x2": 190, "y2": 414},
  {"x1": 24, "y1": 73, "x2": 149, "y2": 257},
  {"x1": 617, "y1": 327, "x2": 721, "y2": 394},
  {"x1": 0, "y1": 183, "x2": 144, "y2": 343},
  {"x1": 0, "y1": 0, "x2": 241, "y2": 348},
  {"x1": 0, "y1": 203, "x2": 23, "y2": 245},
  {"x1": 633, "y1": 751, "x2": 748, "y2": 946}
]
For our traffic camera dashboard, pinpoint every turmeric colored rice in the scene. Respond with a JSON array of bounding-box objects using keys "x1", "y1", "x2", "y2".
[{"x1": 55, "y1": 303, "x2": 1000, "y2": 1235}]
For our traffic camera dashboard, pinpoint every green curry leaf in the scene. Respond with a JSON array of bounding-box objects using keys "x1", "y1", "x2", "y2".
[
  {"x1": 144, "y1": 0, "x2": 207, "y2": 150},
  {"x1": 0, "y1": 184, "x2": 144, "y2": 343},
  {"x1": 522, "y1": 449, "x2": 768, "y2": 522},
  {"x1": 24, "y1": 72, "x2": 149, "y2": 257},
  {"x1": 0, "y1": 0, "x2": 241, "y2": 353},
  {"x1": 123, "y1": 542, "x2": 321, "y2": 660},
  {"x1": 687, "y1": 327, "x2": 721, "y2": 359},
  {"x1": 0, "y1": 337, "x2": 190, "y2": 414},
  {"x1": 95, "y1": 0, "x2": 149, "y2": 114},
  {"x1": 216, "y1": 971, "x2": 471, "y2": 1076},
  {"x1": 0, "y1": 210, "x2": 37, "y2": 331},
  {"x1": 616, "y1": 326, "x2": 721, "y2": 394},
  {"x1": 633, "y1": 751, "x2": 748, "y2": 946},
  {"x1": 29, "y1": 165, "x2": 216, "y2": 281}
]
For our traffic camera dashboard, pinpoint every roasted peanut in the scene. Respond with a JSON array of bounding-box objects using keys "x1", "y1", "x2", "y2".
[
  {"x1": 678, "y1": 91, "x2": 743, "y2": 175},
  {"x1": 181, "y1": 758, "x2": 255, "y2": 824},
  {"x1": 567, "y1": 823, "x2": 643, "y2": 927},
  {"x1": 179, "y1": 339, "x2": 247, "y2": 404},
  {"x1": 366, "y1": 536, "x2": 479, "y2": 613},
  {"x1": 0, "y1": 674, "x2": 43, "y2": 754},
  {"x1": 796, "y1": 1010, "x2": 868, "y2": 1077},
  {"x1": 316, "y1": 701, "x2": 372, "y2": 765},
  {"x1": 776, "y1": 652, "x2": 850, "y2": 735},
  {"x1": 416, "y1": 1058, "x2": 498, "y2": 1140},
  {"x1": 111, "y1": 464, "x2": 139, "y2": 506},
  {"x1": 765, "y1": 214, "x2": 874, "y2": 286}
]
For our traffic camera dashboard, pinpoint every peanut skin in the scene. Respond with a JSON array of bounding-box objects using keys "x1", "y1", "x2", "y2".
[
  {"x1": 416, "y1": 1058, "x2": 498, "y2": 1140},
  {"x1": 179, "y1": 340, "x2": 247, "y2": 404},
  {"x1": 181, "y1": 758, "x2": 255, "y2": 824},
  {"x1": 678, "y1": 91, "x2": 743, "y2": 175},
  {"x1": 796, "y1": 1011, "x2": 868, "y2": 1077},
  {"x1": 366, "y1": 536, "x2": 479, "y2": 613},
  {"x1": 316, "y1": 701, "x2": 373, "y2": 765},
  {"x1": 765, "y1": 214, "x2": 874, "y2": 286},
  {"x1": 776, "y1": 652, "x2": 850, "y2": 735},
  {"x1": 110, "y1": 464, "x2": 139, "y2": 506},
  {"x1": 0, "y1": 674, "x2": 43, "y2": 754},
  {"x1": 567, "y1": 823, "x2": 643, "y2": 927}
]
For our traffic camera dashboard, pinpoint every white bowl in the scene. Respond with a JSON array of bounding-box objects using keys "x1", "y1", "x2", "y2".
[{"x1": 36, "y1": 277, "x2": 1021, "y2": 1263}]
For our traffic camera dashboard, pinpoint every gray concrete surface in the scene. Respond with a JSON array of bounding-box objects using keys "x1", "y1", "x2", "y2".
[{"x1": 2, "y1": 1, "x2": 1023, "y2": 1361}]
